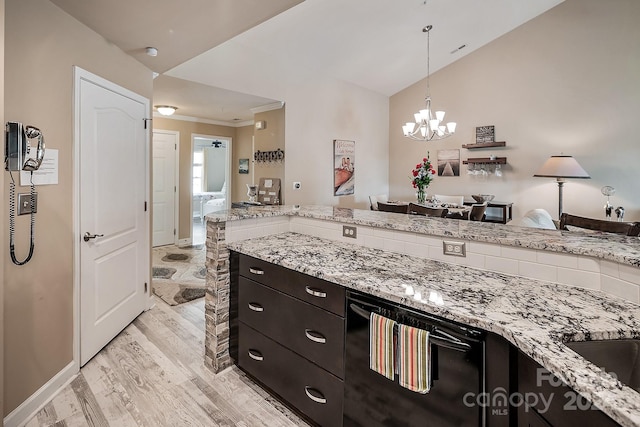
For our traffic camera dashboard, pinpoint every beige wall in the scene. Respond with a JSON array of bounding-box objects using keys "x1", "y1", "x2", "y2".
[
  {"x1": 152, "y1": 117, "x2": 237, "y2": 240},
  {"x1": 3, "y1": 0, "x2": 152, "y2": 416},
  {"x1": 254, "y1": 107, "x2": 285, "y2": 202},
  {"x1": 390, "y1": 0, "x2": 640, "y2": 221},
  {"x1": 233, "y1": 125, "x2": 255, "y2": 202}
]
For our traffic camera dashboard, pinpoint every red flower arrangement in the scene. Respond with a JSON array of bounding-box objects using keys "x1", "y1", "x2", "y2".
[{"x1": 410, "y1": 152, "x2": 436, "y2": 203}]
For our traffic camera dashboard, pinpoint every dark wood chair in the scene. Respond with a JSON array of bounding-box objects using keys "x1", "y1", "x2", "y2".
[
  {"x1": 377, "y1": 201, "x2": 409, "y2": 214},
  {"x1": 408, "y1": 203, "x2": 448, "y2": 218},
  {"x1": 468, "y1": 202, "x2": 488, "y2": 222},
  {"x1": 559, "y1": 213, "x2": 640, "y2": 236}
]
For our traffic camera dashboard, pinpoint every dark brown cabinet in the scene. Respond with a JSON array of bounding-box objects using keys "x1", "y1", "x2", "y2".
[
  {"x1": 233, "y1": 253, "x2": 346, "y2": 427},
  {"x1": 516, "y1": 351, "x2": 619, "y2": 427}
]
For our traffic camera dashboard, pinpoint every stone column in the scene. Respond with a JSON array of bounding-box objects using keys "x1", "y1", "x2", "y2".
[{"x1": 204, "y1": 219, "x2": 232, "y2": 372}]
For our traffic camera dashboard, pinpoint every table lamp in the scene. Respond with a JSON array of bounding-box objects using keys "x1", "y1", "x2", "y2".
[{"x1": 534, "y1": 155, "x2": 590, "y2": 218}]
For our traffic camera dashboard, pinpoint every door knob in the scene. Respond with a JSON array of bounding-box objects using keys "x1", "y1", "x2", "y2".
[{"x1": 83, "y1": 232, "x2": 104, "y2": 242}]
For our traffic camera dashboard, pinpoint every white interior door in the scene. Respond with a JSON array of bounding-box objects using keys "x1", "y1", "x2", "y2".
[
  {"x1": 152, "y1": 130, "x2": 178, "y2": 247},
  {"x1": 76, "y1": 68, "x2": 149, "y2": 366}
]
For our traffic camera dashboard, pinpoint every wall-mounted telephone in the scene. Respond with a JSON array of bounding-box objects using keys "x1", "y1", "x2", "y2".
[{"x1": 5, "y1": 121, "x2": 46, "y2": 265}]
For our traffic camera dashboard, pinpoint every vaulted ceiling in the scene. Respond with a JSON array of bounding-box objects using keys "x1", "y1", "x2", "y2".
[{"x1": 50, "y1": 0, "x2": 564, "y2": 124}]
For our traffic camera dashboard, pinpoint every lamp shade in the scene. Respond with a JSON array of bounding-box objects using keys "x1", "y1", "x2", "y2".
[{"x1": 533, "y1": 155, "x2": 590, "y2": 179}]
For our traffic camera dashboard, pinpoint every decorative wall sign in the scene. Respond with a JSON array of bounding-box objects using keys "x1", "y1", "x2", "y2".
[
  {"x1": 253, "y1": 148, "x2": 284, "y2": 163},
  {"x1": 437, "y1": 149, "x2": 460, "y2": 176},
  {"x1": 239, "y1": 158, "x2": 249, "y2": 174},
  {"x1": 475, "y1": 126, "x2": 495, "y2": 144},
  {"x1": 333, "y1": 139, "x2": 355, "y2": 196}
]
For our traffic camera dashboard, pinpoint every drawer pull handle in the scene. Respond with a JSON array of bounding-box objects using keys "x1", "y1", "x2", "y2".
[
  {"x1": 248, "y1": 303, "x2": 264, "y2": 312},
  {"x1": 305, "y1": 329, "x2": 326, "y2": 344},
  {"x1": 249, "y1": 267, "x2": 265, "y2": 275},
  {"x1": 304, "y1": 386, "x2": 327, "y2": 404},
  {"x1": 305, "y1": 286, "x2": 327, "y2": 298},
  {"x1": 248, "y1": 349, "x2": 264, "y2": 361}
]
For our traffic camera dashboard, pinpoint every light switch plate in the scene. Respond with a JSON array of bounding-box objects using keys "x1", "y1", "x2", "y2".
[
  {"x1": 443, "y1": 240, "x2": 466, "y2": 257},
  {"x1": 18, "y1": 192, "x2": 38, "y2": 215}
]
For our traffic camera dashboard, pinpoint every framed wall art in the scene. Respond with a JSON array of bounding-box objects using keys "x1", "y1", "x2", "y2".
[
  {"x1": 333, "y1": 139, "x2": 355, "y2": 196},
  {"x1": 239, "y1": 158, "x2": 249, "y2": 174}
]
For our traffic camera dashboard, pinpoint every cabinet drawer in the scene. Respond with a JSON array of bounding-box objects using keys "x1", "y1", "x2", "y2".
[
  {"x1": 239, "y1": 322, "x2": 344, "y2": 427},
  {"x1": 239, "y1": 254, "x2": 345, "y2": 316},
  {"x1": 239, "y1": 277, "x2": 345, "y2": 378}
]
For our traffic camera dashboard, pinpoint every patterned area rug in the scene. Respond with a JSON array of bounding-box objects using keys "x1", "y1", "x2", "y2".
[{"x1": 152, "y1": 244, "x2": 206, "y2": 305}]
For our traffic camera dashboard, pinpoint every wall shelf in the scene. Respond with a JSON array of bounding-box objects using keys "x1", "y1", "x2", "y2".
[
  {"x1": 462, "y1": 157, "x2": 507, "y2": 165},
  {"x1": 462, "y1": 141, "x2": 506, "y2": 149}
]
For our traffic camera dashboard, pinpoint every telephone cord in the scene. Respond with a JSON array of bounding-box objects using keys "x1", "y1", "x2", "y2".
[{"x1": 8, "y1": 171, "x2": 35, "y2": 265}]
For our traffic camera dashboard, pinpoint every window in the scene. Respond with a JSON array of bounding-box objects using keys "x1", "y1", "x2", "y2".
[{"x1": 193, "y1": 150, "x2": 204, "y2": 194}]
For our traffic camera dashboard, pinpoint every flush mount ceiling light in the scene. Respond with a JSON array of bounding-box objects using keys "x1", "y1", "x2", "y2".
[
  {"x1": 155, "y1": 105, "x2": 177, "y2": 116},
  {"x1": 402, "y1": 25, "x2": 457, "y2": 141},
  {"x1": 146, "y1": 47, "x2": 158, "y2": 57}
]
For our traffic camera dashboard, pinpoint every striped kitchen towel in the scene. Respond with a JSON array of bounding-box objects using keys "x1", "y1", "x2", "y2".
[
  {"x1": 398, "y1": 323, "x2": 431, "y2": 393},
  {"x1": 369, "y1": 312, "x2": 396, "y2": 380}
]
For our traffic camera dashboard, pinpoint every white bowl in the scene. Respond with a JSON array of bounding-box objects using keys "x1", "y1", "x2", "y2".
[{"x1": 472, "y1": 194, "x2": 495, "y2": 203}]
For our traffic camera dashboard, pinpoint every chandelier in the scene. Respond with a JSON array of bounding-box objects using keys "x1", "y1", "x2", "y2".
[{"x1": 402, "y1": 25, "x2": 456, "y2": 141}]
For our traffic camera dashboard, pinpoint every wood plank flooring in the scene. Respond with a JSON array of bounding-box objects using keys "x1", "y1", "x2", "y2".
[{"x1": 25, "y1": 297, "x2": 310, "y2": 427}]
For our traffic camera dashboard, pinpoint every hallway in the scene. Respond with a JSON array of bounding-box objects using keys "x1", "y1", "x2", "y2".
[{"x1": 25, "y1": 298, "x2": 308, "y2": 426}]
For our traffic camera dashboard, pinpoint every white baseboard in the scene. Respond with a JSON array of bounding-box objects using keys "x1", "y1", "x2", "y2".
[
  {"x1": 177, "y1": 237, "x2": 191, "y2": 247},
  {"x1": 4, "y1": 361, "x2": 78, "y2": 427}
]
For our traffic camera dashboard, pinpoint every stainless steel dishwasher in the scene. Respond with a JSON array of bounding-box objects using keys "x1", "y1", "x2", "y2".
[{"x1": 344, "y1": 291, "x2": 486, "y2": 427}]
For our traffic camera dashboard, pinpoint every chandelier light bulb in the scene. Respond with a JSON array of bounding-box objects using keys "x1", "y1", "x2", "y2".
[{"x1": 402, "y1": 25, "x2": 457, "y2": 141}]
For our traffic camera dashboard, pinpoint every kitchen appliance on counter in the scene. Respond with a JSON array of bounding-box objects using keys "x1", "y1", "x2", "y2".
[{"x1": 344, "y1": 291, "x2": 487, "y2": 427}]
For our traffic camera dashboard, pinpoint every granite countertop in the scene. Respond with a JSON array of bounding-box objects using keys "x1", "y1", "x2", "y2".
[
  {"x1": 227, "y1": 232, "x2": 640, "y2": 427},
  {"x1": 208, "y1": 205, "x2": 640, "y2": 267}
]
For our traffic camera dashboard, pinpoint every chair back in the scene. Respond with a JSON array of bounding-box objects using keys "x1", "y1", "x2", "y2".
[
  {"x1": 377, "y1": 202, "x2": 409, "y2": 214},
  {"x1": 468, "y1": 202, "x2": 488, "y2": 221},
  {"x1": 408, "y1": 203, "x2": 448, "y2": 218},
  {"x1": 433, "y1": 194, "x2": 464, "y2": 207},
  {"x1": 559, "y1": 213, "x2": 640, "y2": 236},
  {"x1": 369, "y1": 194, "x2": 388, "y2": 210}
]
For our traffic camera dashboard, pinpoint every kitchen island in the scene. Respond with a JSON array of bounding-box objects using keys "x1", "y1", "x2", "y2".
[{"x1": 204, "y1": 205, "x2": 640, "y2": 427}]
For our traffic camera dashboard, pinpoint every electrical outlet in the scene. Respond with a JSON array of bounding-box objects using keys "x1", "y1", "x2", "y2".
[
  {"x1": 293, "y1": 181, "x2": 301, "y2": 190},
  {"x1": 343, "y1": 225, "x2": 357, "y2": 239},
  {"x1": 443, "y1": 240, "x2": 466, "y2": 257},
  {"x1": 18, "y1": 192, "x2": 38, "y2": 215}
]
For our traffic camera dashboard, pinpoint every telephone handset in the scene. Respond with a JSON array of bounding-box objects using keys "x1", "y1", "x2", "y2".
[{"x1": 5, "y1": 121, "x2": 46, "y2": 265}]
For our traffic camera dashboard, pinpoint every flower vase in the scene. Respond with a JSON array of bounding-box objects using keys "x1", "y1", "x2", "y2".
[{"x1": 416, "y1": 186, "x2": 426, "y2": 204}]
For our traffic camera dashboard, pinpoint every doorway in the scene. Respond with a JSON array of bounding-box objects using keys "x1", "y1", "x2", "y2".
[
  {"x1": 191, "y1": 134, "x2": 231, "y2": 246},
  {"x1": 74, "y1": 67, "x2": 150, "y2": 367},
  {"x1": 152, "y1": 130, "x2": 179, "y2": 247}
]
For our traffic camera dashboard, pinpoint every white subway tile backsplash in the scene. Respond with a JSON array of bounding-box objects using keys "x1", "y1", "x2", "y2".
[
  {"x1": 601, "y1": 276, "x2": 640, "y2": 304},
  {"x1": 463, "y1": 253, "x2": 486, "y2": 269},
  {"x1": 284, "y1": 216, "x2": 640, "y2": 304},
  {"x1": 485, "y1": 255, "x2": 519, "y2": 275},
  {"x1": 501, "y1": 247, "x2": 537, "y2": 262},
  {"x1": 619, "y1": 264, "x2": 640, "y2": 286},
  {"x1": 536, "y1": 251, "x2": 578, "y2": 269},
  {"x1": 373, "y1": 228, "x2": 398, "y2": 241},
  {"x1": 415, "y1": 235, "x2": 443, "y2": 247},
  {"x1": 392, "y1": 230, "x2": 418, "y2": 243},
  {"x1": 600, "y1": 260, "x2": 619, "y2": 278},
  {"x1": 383, "y1": 238, "x2": 406, "y2": 255},
  {"x1": 468, "y1": 242, "x2": 501, "y2": 257},
  {"x1": 577, "y1": 257, "x2": 600, "y2": 273},
  {"x1": 405, "y1": 242, "x2": 429, "y2": 259},
  {"x1": 363, "y1": 235, "x2": 385, "y2": 250},
  {"x1": 519, "y1": 261, "x2": 557, "y2": 283},
  {"x1": 557, "y1": 268, "x2": 600, "y2": 290}
]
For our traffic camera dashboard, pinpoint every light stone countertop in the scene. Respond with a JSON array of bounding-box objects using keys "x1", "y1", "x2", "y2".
[
  {"x1": 208, "y1": 205, "x2": 640, "y2": 267},
  {"x1": 227, "y1": 231, "x2": 640, "y2": 427}
]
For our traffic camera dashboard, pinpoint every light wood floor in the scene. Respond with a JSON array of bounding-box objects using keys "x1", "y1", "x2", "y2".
[{"x1": 25, "y1": 297, "x2": 310, "y2": 427}]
